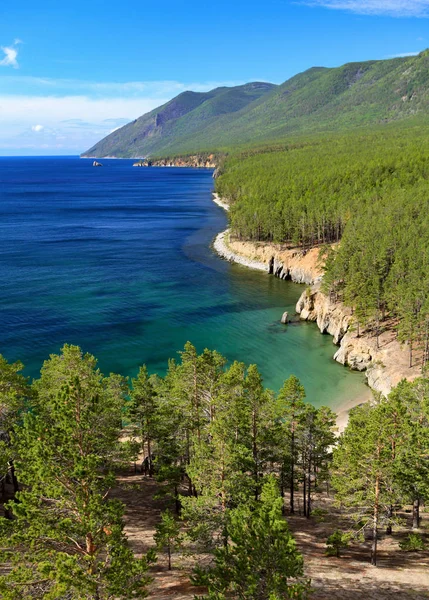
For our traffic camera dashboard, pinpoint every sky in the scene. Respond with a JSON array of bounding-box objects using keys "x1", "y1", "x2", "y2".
[{"x1": 0, "y1": 0, "x2": 428, "y2": 155}]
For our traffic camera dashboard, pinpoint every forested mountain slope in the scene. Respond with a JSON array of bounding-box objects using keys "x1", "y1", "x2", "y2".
[
  {"x1": 83, "y1": 50, "x2": 429, "y2": 158},
  {"x1": 81, "y1": 82, "x2": 276, "y2": 158}
]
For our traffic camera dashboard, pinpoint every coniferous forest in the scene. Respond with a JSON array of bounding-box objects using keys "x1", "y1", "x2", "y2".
[
  {"x1": 1, "y1": 344, "x2": 429, "y2": 598},
  {"x1": 216, "y1": 124, "x2": 429, "y2": 369}
]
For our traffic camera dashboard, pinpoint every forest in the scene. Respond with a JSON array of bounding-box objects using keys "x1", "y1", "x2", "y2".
[
  {"x1": 1, "y1": 344, "x2": 429, "y2": 599},
  {"x1": 216, "y1": 123, "x2": 429, "y2": 370}
]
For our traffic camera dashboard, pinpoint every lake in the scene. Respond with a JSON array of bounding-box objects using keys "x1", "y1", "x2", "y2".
[{"x1": 0, "y1": 157, "x2": 367, "y2": 410}]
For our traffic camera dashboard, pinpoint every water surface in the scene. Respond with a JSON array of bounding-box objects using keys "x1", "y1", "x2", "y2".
[{"x1": 0, "y1": 157, "x2": 366, "y2": 409}]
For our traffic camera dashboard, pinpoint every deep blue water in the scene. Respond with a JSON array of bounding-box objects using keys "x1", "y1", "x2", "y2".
[{"x1": 0, "y1": 157, "x2": 366, "y2": 409}]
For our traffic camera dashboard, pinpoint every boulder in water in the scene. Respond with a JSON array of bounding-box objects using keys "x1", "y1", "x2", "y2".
[{"x1": 281, "y1": 311, "x2": 289, "y2": 324}]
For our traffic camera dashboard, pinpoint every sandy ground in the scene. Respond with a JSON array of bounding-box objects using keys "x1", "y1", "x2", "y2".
[{"x1": 112, "y1": 470, "x2": 429, "y2": 600}]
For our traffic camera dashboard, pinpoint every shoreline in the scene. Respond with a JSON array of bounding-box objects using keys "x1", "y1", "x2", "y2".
[
  {"x1": 211, "y1": 192, "x2": 371, "y2": 429},
  {"x1": 212, "y1": 193, "x2": 268, "y2": 272},
  {"x1": 213, "y1": 229, "x2": 269, "y2": 272}
]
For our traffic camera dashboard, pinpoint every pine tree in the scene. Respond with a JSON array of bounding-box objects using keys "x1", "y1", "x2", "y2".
[
  {"x1": 154, "y1": 509, "x2": 182, "y2": 570},
  {"x1": 0, "y1": 355, "x2": 32, "y2": 513},
  {"x1": 129, "y1": 365, "x2": 158, "y2": 471},
  {"x1": 332, "y1": 399, "x2": 396, "y2": 566},
  {"x1": 0, "y1": 345, "x2": 154, "y2": 599},
  {"x1": 192, "y1": 477, "x2": 309, "y2": 600},
  {"x1": 389, "y1": 379, "x2": 429, "y2": 529},
  {"x1": 276, "y1": 375, "x2": 306, "y2": 514}
]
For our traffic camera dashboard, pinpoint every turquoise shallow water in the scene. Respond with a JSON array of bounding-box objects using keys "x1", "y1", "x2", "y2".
[{"x1": 0, "y1": 157, "x2": 367, "y2": 410}]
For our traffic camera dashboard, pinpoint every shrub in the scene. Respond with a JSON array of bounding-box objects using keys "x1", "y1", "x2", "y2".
[
  {"x1": 399, "y1": 533, "x2": 426, "y2": 552},
  {"x1": 326, "y1": 530, "x2": 352, "y2": 558}
]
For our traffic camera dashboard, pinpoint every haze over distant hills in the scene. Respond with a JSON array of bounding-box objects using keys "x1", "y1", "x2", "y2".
[{"x1": 82, "y1": 51, "x2": 429, "y2": 158}]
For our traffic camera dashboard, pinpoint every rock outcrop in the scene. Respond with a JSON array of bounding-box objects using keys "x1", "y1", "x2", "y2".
[
  {"x1": 212, "y1": 194, "x2": 420, "y2": 398},
  {"x1": 296, "y1": 286, "x2": 422, "y2": 396},
  {"x1": 225, "y1": 238, "x2": 324, "y2": 286},
  {"x1": 150, "y1": 154, "x2": 217, "y2": 168},
  {"x1": 295, "y1": 285, "x2": 351, "y2": 345}
]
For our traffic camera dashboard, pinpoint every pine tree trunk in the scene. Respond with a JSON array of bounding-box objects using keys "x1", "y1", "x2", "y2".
[
  {"x1": 306, "y1": 460, "x2": 311, "y2": 519},
  {"x1": 174, "y1": 485, "x2": 181, "y2": 515},
  {"x1": 9, "y1": 462, "x2": 18, "y2": 494},
  {"x1": 307, "y1": 471, "x2": 311, "y2": 519},
  {"x1": 303, "y1": 475, "x2": 307, "y2": 518},
  {"x1": 290, "y1": 431, "x2": 295, "y2": 514},
  {"x1": 386, "y1": 505, "x2": 393, "y2": 535},
  {"x1": 168, "y1": 544, "x2": 171, "y2": 570},
  {"x1": 413, "y1": 498, "x2": 420, "y2": 529},
  {"x1": 423, "y1": 321, "x2": 429, "y2": 371},
  {"x1": 371, "y1": 475, "x2": 380, "y2": 566}
]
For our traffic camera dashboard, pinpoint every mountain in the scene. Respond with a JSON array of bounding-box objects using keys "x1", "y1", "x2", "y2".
[
  {"x1": 81, "y1": 82, "x2": 277, "y2": 158},
  {"x1": 82, "y1": 51, "x2": 429, "y2": 158}
]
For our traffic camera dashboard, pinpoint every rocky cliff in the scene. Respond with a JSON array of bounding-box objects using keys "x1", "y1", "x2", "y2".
[
  {"x1": 296, "y1": 286, "x2": 421, "y2": 396},
  {"x1": 212, "y1": 198, "x2": 420, "y2": 398},
  {"x1": 225, "y1": 237, "x2": 324, "y2": 285},
  {"x1": 150, "y1": 154, "x2": 217, "y2": 168}
]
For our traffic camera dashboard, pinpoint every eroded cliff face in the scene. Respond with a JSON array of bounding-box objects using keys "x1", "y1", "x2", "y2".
[
  {"x1": 150, "y1": 154, "x2": 217, "y2": 168},
  {"x1": 226, "y1": 238, "x2": 324, "y2": 285},
  {"x1": 296, "y1": 286, "x2": 421, "y2": 396},
  {"x1": 295, "y1": 285, "x2": 351, "y2": 344},
  {"x1": 213, "y1": 199, "x2": 419, "y2": 398}
]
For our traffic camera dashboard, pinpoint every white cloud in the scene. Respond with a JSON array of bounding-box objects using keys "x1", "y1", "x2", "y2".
[
  {"x1": 0, "y1": 94, "x2": 168, "y2": 153},
  {"x1": 0, "y1": 42, "x2": 20, "y2": 68},
  {"x1": 0, "y1": 75, "x2": 248, "y2": 99},
  {"x1": 303, "y1": 1, "x2": 429, "y2": 17},
  {"x1": 0, "y1": 75, "x2": 255, "y2": 153}
]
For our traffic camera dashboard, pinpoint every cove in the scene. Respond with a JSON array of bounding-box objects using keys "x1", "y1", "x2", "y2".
[{"x1": 0, "y1": 157, "x2": 367, "y2": 410}]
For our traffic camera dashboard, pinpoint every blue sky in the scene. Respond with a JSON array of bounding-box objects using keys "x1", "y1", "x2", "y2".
[{"x1": 1, "y1": 0, "x2": 428, "y2": 154}]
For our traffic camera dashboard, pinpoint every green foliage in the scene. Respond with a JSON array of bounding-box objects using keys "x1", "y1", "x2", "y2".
[
  {"x1": 83, "y1": 51, "x2": 429, "y2": 158},
  {"x1": 332, "y1": 379, "x2": 429, "y2": 565},
  {"x1": 192, "y1": 477, "x2": 309, "y2": 600},
  {"x1": 399, "y1": 532, "x2": 426, "y2": 552},
  {"x1": 2, "y1": 340, "x2": 429, "y2": 591},
  {"x1": 82, "y1": 82, "x2": 276, "y2": 158},
  {"x1": 154, "y1": 509, "x2": 182, "y2": 570},
  {"x1": 0, "y1": 355, "x2": 32, "y2": 476},
  {"x1": 129, "y1": 364, "x2": 158, "y2": 461},
  {"x1": 325, "y1": 530, "x2": 352, "y2": 557},
  {"x1": 311, "y1": 508, "x2": 328, "y2": 523},
  {"x1": 217, "y1": 123, "x2": 429, "y2": 363},
  {"x1": 0, "y1": 345, "x2": 154, "y2": 600}
]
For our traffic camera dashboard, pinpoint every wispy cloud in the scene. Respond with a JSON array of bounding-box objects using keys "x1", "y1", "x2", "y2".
[
  {"x1": 0, "y1": 75, "x2": 255, "y2": 153},
  {"x1": 388, "y1": 51, "x2": 421, "y2": 57},
  {"x1": 302, "y1": 1, "x2": 429, "y2": 17},
  {"x1": 0, "y1": 40, "x2": 22, "y2": 69},
  {"x1": 0, "y1": 94, "x2": 168, "y2": 153},
  {"x1": 0, "y1": 75, "x2": 248, "y2": 99}
]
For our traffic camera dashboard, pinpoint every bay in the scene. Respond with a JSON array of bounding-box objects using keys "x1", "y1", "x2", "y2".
[{"x1": 0, "y1": 157, "x2": 366, "y2": 410}]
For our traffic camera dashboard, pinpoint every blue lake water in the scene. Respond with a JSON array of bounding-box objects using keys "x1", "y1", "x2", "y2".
[{"x1": 0, "y1": 156, "x2": 367, "y2": 410}]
